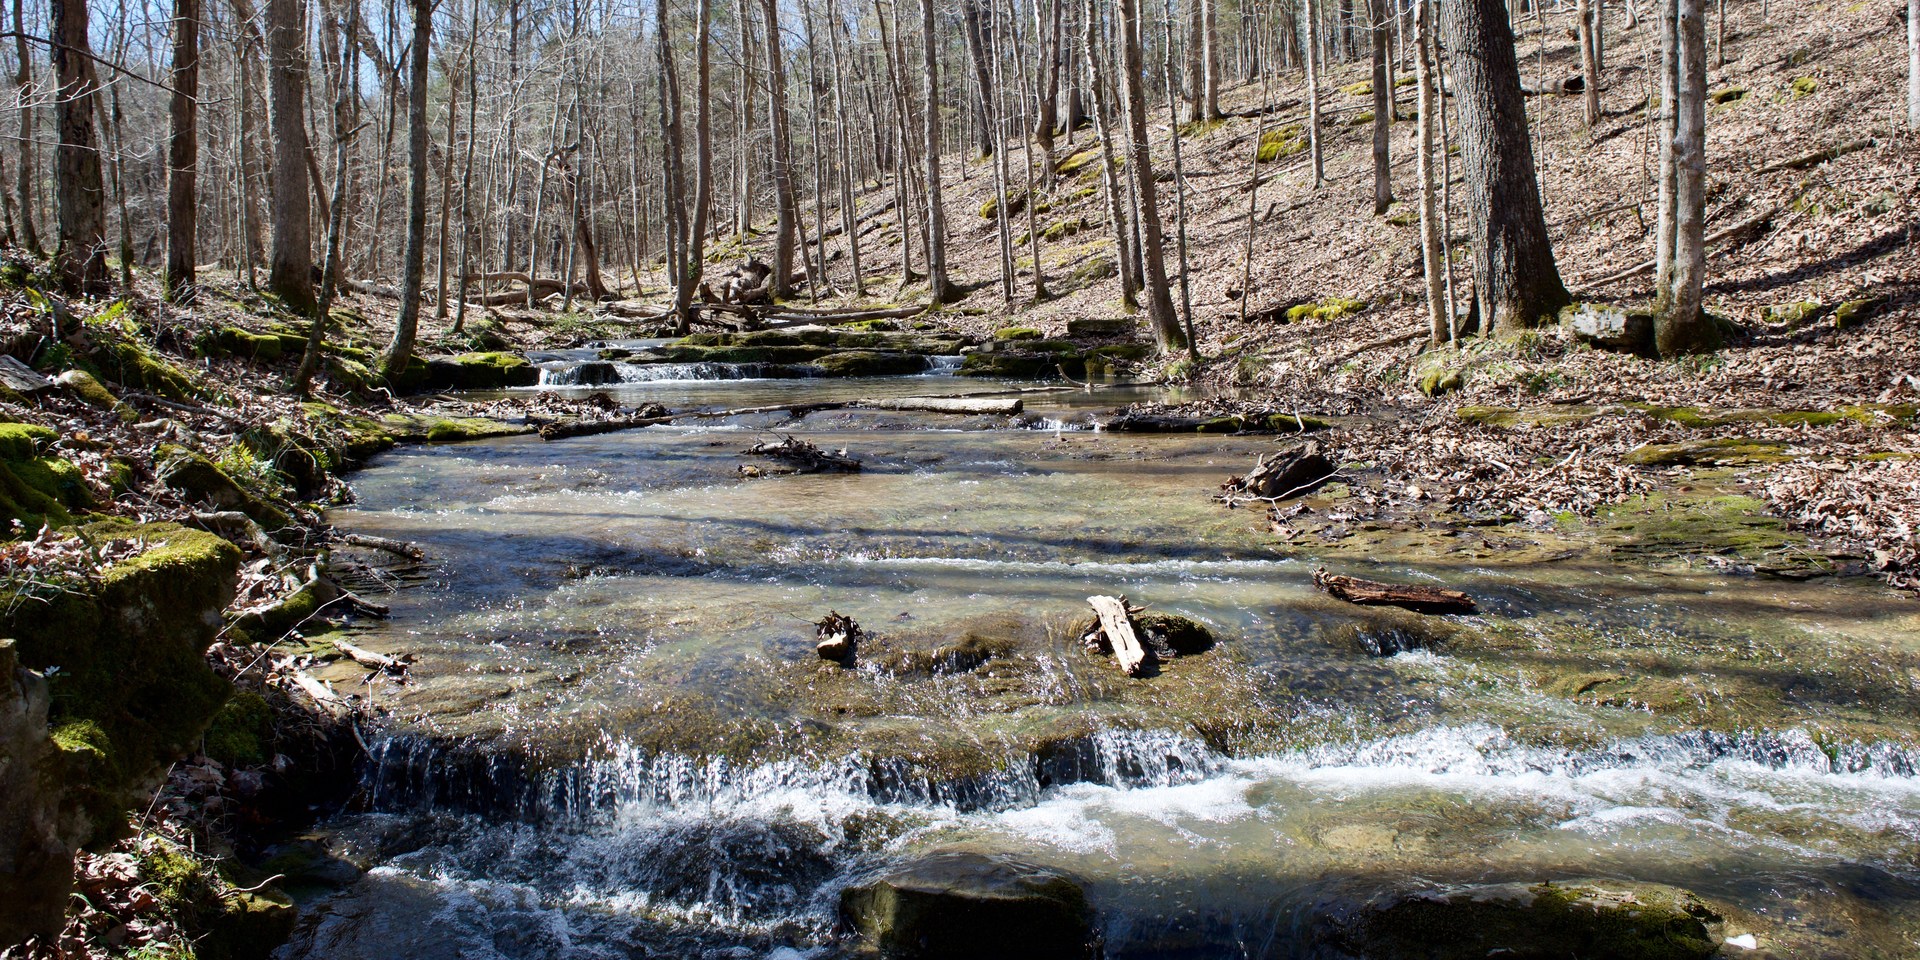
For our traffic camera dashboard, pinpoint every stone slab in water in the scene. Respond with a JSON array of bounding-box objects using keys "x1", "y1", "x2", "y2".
[
  {"x1": 1307, "y1": 879, "x2": 1723, "y2": 960},
  {"x1": 840, "y1": 851, "x2": 1095, "y2": 959}
]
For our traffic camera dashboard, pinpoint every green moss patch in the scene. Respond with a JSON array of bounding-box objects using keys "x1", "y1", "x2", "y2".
[
  {"x1": 1255, "y1": 125, "x2": 1307, "y2": 163},
  {"x1": 0, "y1": 423, "x2": 93, "y2": 534},
  {"x1": 423, "y1": 352, "x2": 540, "y2": 390},
  {"x1": 813, "y1": 351, "x2": 928, "y2": 377}
]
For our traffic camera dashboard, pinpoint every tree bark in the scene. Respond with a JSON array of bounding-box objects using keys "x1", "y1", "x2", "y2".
[
  {"x1": 167, "y1": 0, "x2": 200, "y2": 302},
  {"x1": 1368, "y1": 0, "x2": 1391, "y2": 214},
  {"x1": 1440, "y1": 0, "x2": 1568, "y2": 333},
  {"x1": 295, "y1": 0, "x2": 358, "y2": 395},
  {"x1": 761, "y1": 0, "x2": 800, "y2": 297},
  {"x1": 1415, "y1": 0, "x2": 1446, "y2": 344},
  {"x1": 379, "y1": 0, "x2": 432, "y2": 381},
  {"x1": 1655, "y1": 0, "x2": 1678, "y2": 304},
  {"x1": 919, "y1": 0, "x2": 957, "y2": 301},
  {"x1": 12, "y1": 0, "x2": 41, "y2": 255},
  {"x1": 266, "y1": 0, "x2": 315, "y2": 311},
  {"x1": 1117, "y1": 0, "x2": 1185, "y2": 351},
  {"x1": 1083, "y1": 0, "x2": 1137, "y2": 309},
  {"x1": 49, "y1": 0, "x2": 108, "y2": 295},
  {"x1": 1304, "y1": 0, "x2": 1324, "y2": 186},
  {"x1": 1656, "y1": 0, "x2": 1717, "y2": 355},
  {"x1": 1578, "y1": 0, "x2": 1601, "y2": 127}
]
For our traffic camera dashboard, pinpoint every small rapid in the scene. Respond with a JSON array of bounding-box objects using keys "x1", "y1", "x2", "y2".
[{"x1": 295, "y1": 370, "x2": 1920, "y2": 959}]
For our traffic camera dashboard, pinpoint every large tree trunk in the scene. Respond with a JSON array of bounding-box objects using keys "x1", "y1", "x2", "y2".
[
  {"x1": 666, "y1": 0, "x2": 714, "y2": 332},
  {"x1": 49, "y1": 0, "x2": 108, "y2": 295},
  {"x1": 1440, "y1": 0, "x2": 1568, "y2": 334},
  {"x1": 12, "y1": 0, "x2": 41, "y2": 255},
  {"x1": 266, "y1": 0, "x2": 314, "y2": 311},
  {"x1": 918, "y1": 0, "x2": 957, "y2": 302},
  {"x1": 1654, "y1": 0, "x2": 1678, "y2": 305},
  {"x1": 167, "y1": 0, "x2": 200, "y2": 302},
  {"x1": 1415, "y1": 0, "x2": 1446, "y2": 345},
  {"x1": 761, "y1": 0, "x2": 800, "y2": 298},
  {"x1": 965, "y1": 0, "x2": 1017, "y2": 300},
  {"x1": 1117, "y1": 0, "x2": 1185, "y2": 352},
  {"x1": 1368, "y1": 0, "x2": 1391, "y2": 215},
  {"x1": 379, "y1": 0, "x2": 431, "y2": 381},
  {"x1": 1655, "y1": 0, "x2": 1717, "y2": 355},
  {"x1": 1036, "y1": 0, "x2": 1063, "y2": 149},
  {"x1": 295, "y1": 0, "x2": 358, "y2": 395}
]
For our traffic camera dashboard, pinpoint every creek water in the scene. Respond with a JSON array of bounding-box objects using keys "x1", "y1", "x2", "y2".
[{"x1": 288, "y1": 368, "x2": 1920, "y2": 959}]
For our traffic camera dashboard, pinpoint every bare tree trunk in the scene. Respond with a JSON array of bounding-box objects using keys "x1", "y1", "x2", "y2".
[
  {"x1": 1035, "y1": 0, "x2": 1063, "y2": 149},
  {"x1": 1440, "y1": 0, "x2": 1568, "y2": 333},
  {"x1": 168, "y1": 0, "x2": 200, "y2": 301},
  {"x1": 1909, "y1": 0, "x2": 1919, "y2": 129},
  {"x1": 1654, "y1": 0, "x2": 1678, "y2": 305},
  {"x1": 762, "y1": 0, "x2": 800, "y2": 298},
  {"x1": 965, "y1": 0, "x2": 1016, "y2": 301},
  {"x1": 267, "y1": 0, "x2": 315, "y2": 311},
  {"x1": 296, "y1": 0, "x2": 358, "y2": 394},
  {"x1": 1578, "y1": 0, "x2": 1601, "y2": 127},
  {"x1": 1117, "y1": 0, "x2": 1184, "y2": 351},
  {"x1": 49, "y1": 0, "x2": 107, "y2": 295},
  {"x1": 825, "y1": 0, "x2": 865, "y2": 295},
  {"x1": 1083, "y1": 0, "x2": 1137, "y2": 309},
  {"x1": 918, "y1": 0, "x2": 957, "y2": 301},
  {"x1": 666, "y1": 0, "x2": 714, "y2": 331},
  {"x1": 379, "y1": 0, "x2": 431, "y2": 381},
  {"x1": 433, "y1": 58, "x2": 461, "y2": 321},
  {"x1": 1656, "y1": 0, "x2": 1717, "y2": 355},
  {"x1": 1415, "y1": 0, "x2": 1445, "y2": 344},
  {"x1": 12, "y1": 0, "x2": 41, "y2": 255},
  {"x1": 1369, "y1": 0, "x2": 1391, "y2": 214},
  {"x1": 1304, "y1": 0, "x2": 1324, "y2": 187}
]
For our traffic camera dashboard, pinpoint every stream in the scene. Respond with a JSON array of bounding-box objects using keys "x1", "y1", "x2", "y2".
[{"x1": 286, "y1": 364, "x2": 1920, "y2": 959}]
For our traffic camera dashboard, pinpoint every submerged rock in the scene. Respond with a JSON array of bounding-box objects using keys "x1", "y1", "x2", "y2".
[
  {"x1": 1306, "y1": 879, "x2": 1724, "y2": 960},
  {"x1": 840, "y1": 851, "x2": 1096, "y2": 959}
]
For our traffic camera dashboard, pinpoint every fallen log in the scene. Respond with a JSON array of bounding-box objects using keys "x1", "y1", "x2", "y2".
[
  {"x1": 331, "y1": 637, "x2": 414, "y2": 681},
  {"x1": 1570, "y1": 204, "x2": 1781, "y2": 293},
  {"x1": 1757, "y1": 137, "x2": 1872, "y2": 174},
  {"x1": 1085, "y1": 595, "x2": 1152, "y2": 677},
  {"x1": 341, "y1": 533, "x2": 425, "y2": 561},
  {"x1": 742, "y1": 435, "x2": 862, "y2": 473},
  {"x1": 1218, "y1": 442, "x2": 1338, "y2": 502},
  {"x1": 815, "y1": 611, "x2": 861, "y2": 662},
  {"x1": 855, "y1": 397, "x2": 1023, "y2": 415},
  {"x1": 289, "y1": 672, "x2": 348, "y2": 715},
  {"x1": 1312, "y1": 568, "x2": 1477, "y2": 614}
]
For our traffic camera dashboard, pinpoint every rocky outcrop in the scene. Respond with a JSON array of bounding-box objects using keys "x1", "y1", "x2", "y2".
[
  {"x1": 840, "y1": 851, "x2": 1096, "y2": 959},
  {"x1": 4, "y1": 522, "x2": 242, "y2": 849}
]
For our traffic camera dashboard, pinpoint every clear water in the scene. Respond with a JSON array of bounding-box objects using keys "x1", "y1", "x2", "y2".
[{"x1": 289, "y1": 372, "x2": 1920, "y2": 959}]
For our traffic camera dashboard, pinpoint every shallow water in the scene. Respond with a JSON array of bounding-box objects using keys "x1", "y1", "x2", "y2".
[{"x1": 292, "y1": 372, "x2": 1920, "y2": 959}]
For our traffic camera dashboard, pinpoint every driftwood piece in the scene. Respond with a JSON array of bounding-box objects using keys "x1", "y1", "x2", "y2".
[
  {"x1": 341, "y1": 533, "x2": 425, "y2": 561},
  {"x1": 1086, "y1": 595, "x2": 1152, "y2": 677},
  {"x1": 1218, "y1": 442, "x2": 1338, "y2": 502},
  {"x1": 1312, "y1": 568, "x2": 1477, "y2": 614},
  {"x1": 855, "y1": 397, "x2": 1023, "y2": 415},
  {"x1": 331, "y1": 638, "x2": 414, "y2": 681},
  {"x1": 742, "y1": 435, "x2": 862, "y2": 473},
  {"x1": 289, "y1": 672, "x2": 348, "y2": 716},
  {"x1": 815, "y1": 611, "x2": 862, "y2": 662}
]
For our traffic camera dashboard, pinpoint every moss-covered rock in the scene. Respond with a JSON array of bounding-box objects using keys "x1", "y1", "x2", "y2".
[
  {"x1": 0, "y1": 423, "x2": 94, "y2": 534},
  {"x1": 202, "y1": 690, "x2": 274, "y2": 767},
  {"x1": 1285, "y1": 297, "x2": 1368, "y2": 323},
  {"x1": 959, "y1": 352, "x2": 1066, "y2": 380},
  {"x1": 1832, "y1": 296, "x2": 1887, "y2": 330},
  {"x1": 840, "y1": 852, "x2": 1095, "y2": 960},
  {"x1": 1761, "y1": 301, "x2": 1828, "y2": 325},
  {"x1": 91, "y1": 335, "x2": 202, "y2": 400},
  {"x1": 1709, "y1": 86, "x2": 1748, "y2": 104},
  {"x1": 1623, "y1": 438, "x2": 1792, "y2": 466},
  {"x1": 994, "y1": 326, "x2": 1044, "y2": 341},
  {"x1": 197, "y1": 326, "x2": 286, "y2": 362},
  {"x1": 980, "y1": 189, "x2": 1031, "y2": 220},
  {"x1": 155, "y1": 443, "x2": 295, "y2": 529},
  {"x1": 422, "y1": 351, "x2": 539, "y2": 390},
  {"x1": 1562, "y1": 302, "x2": 1655, "y2": 355},
  {"x1": 1255, "y1": 125, "x2": 1307, "y2": 162},
  {"x1": 1312, "y1": 880, "x2": 1722, "y2": 960},
  {"x1": 139, "y1": 837, "x2": 297, "y2": 960},
  {"x1": 5, "y1": 522, "x2": 240, "y2": 846},
  {"x1": 1412, "y1": 350, "x2": 1465, "y2": 397},
  {"x1": 53, "y1": 368, "x2": 125, "y2": 415},
  {"x1": 1054, "y1": 147, "x2": 1102, "y2": 176},
  {"x1": 1066, "y1": 317, "x2": 1135, "y2": 339},
  {"x1": 377, "y1": 412, "x2": 532, "y2": 444},
  {"x1": 814, "y1": 351, "x2": 928, "y2": 377}
]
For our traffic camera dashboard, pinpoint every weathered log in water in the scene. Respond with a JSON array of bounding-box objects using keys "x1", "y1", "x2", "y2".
[
  {"x1": 1313, "y1": 568, "x2": 1477, "y2": 614},
  {"x1": 743, "y1": 435, "x2": 862, "y2": 473},
  {"x1": 1086, "y1": 595, "x2": 1152, "y2": 677},
  {"x1": 1218, "y1": 441, "x2": 1338, "y2": 502},
  {"x1": 332, "y1": 638, "x2": 414, "y2": 681},
  {"x1": 856, "y1": 397, "x2": 1022, "y2": 415}
]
